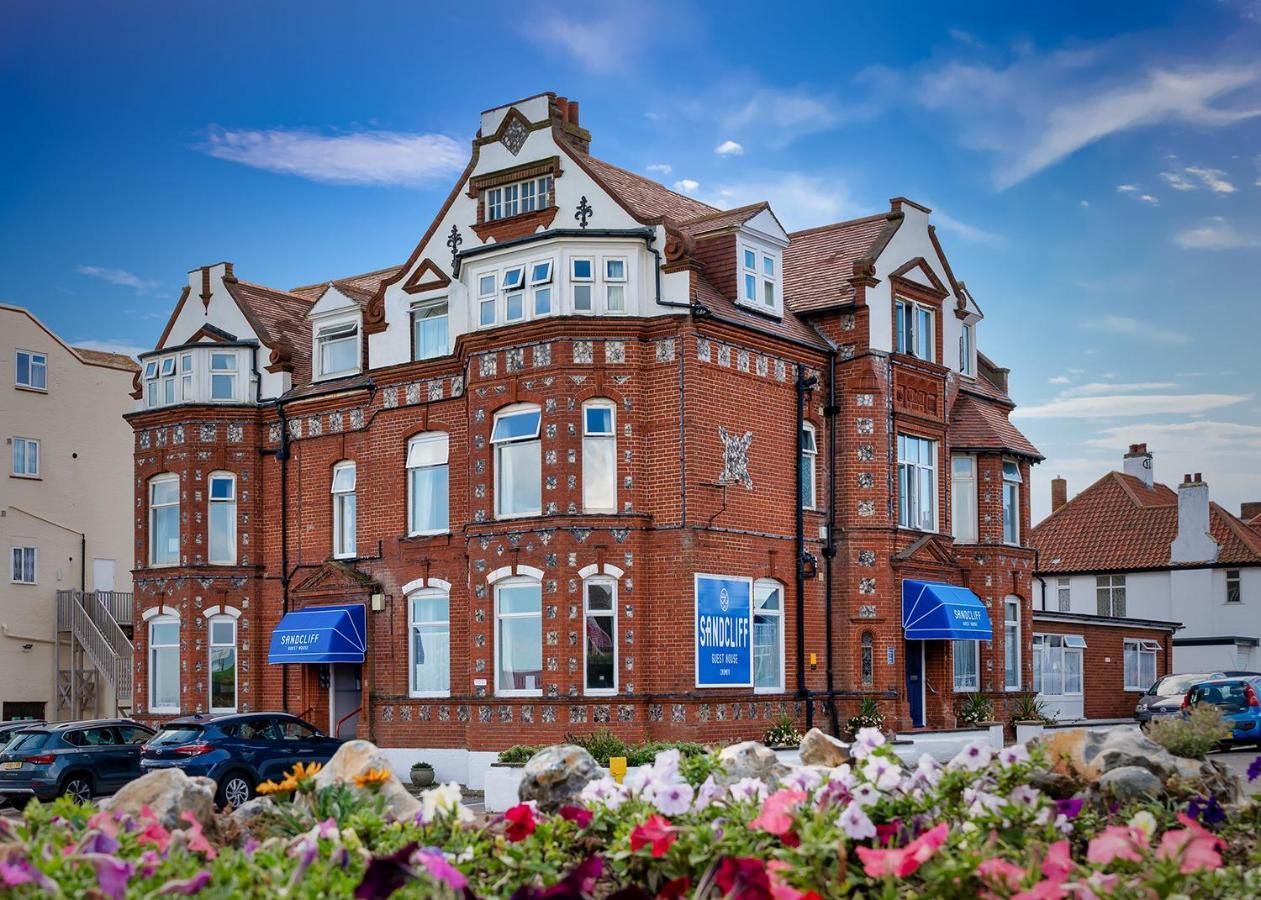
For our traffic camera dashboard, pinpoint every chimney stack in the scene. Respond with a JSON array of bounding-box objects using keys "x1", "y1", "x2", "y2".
[
  {"x1": 1170, "y1": 472, "x2": 1219, "y2": 564},
  {"x1": 1051, "y1": 476, "x2": 1068, "y2": 512},
  {"x1": 1122, "y1": 443, "x2": 1154, "y2": 487}
]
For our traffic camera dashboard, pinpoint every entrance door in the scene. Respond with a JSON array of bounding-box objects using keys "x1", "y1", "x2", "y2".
[
  {"x1": 905, "y1": 641, "x2": 925, "y2": 728},
  {"x1": 92, "y1": 559, "x2": 116, "y2": 592},
  {"x1": 329, "y1": 664, "x2": 362, "y2": 738}
]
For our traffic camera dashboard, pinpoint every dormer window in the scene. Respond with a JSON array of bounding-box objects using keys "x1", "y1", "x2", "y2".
[
  {"x1": 316, "y1": 321, "x2": 359, "y2": 379},
  {"x1": 895, "y1": 297, "x2": 935, "y2": 361},
  {"x1": 737, "y1": 241, "x2": 782, "y2": 314},
  {"x1": 485, "y1": 175, "x2": 554, "y2": 222}
]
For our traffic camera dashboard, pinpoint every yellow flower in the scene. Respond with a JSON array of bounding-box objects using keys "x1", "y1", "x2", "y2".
[
  {"x1": 353, "y1": 768, "x2": 391, "y2": 789},
  {"x1": 255, "y1": 779, "x2": 284, "y2": 796},
  {"x1": 287, "y1": 761, "x2": 324, "y2": 782}
]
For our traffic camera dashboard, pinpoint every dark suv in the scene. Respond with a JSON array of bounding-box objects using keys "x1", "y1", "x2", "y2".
[
  {"x1": 140, "y1": 712, "x2": 342, "y2": 807},
  {"x1": 0, "y1": 719, "x2": 154, "y2": 805}
]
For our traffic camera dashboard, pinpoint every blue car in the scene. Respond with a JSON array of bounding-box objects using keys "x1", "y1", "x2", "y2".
[
  {"x1": 0, "y1": 719, "x2": 154, "y2": 806},
  {"x1": 140, "y1": 712, "x2": 342, "y2": 808},
  {"x1": 1184, "y1": 677, "x2": 1261, "y2": 746}
]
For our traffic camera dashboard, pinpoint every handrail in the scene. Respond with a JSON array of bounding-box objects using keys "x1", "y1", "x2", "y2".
[
  {"x1": 335, "y1": 705, "x2": 362, "y2": 739},
  {"x1": 57, "y1": 590, "x2": 134, "y2": 704},
  {"x1": 85, "y1": 594, "x2": 131, "y2": 659}
]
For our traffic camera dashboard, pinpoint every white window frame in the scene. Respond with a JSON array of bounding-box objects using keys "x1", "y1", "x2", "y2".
[
  {"x1": 953, "y1": 639, "x2": 979, "y2": 692},
  {"x1": 11, "y1": 436, "x2": 39, "y2": 478},
  {"x1": 209, "y1": 351, "x2": 239, "y2": 401},
  {"x1": 1056, "y1": 577, "x2": 1071, "y2": 612},
  {"x1": 148, "y1": 474, "x2": 180, "y2": 567},
  {"x1": 492, "y1": 405, "x2": 542, "y2": 519},
  {"x1": 960, "y1": 322, "x2": 975, "y2": 376},
  {"x1": 753, "y1": 578, "x2": 785, "y2": 693},
  {"x1": 10, "y1": 547, "x2": 36, "y2": 584},
  {"x1": 531, "y1": 260, "x2": 554, "y2": 317},
  {"x1": 15, "y1": 350, "x2": 48, "y2": 391},
  {"x1": 736, "y1": 240, "x2": 782, "y2": 314},
  {"x1": 800, "y1": 423, "x2": 817, "y2": 510},
  {"x1": 951, "y1": 454, "x2": 977, "y2": 543},
  {"x1": 406, "y1": 432, "x2": 450, "y2": 536},
  {"x1": 895, "y1": 297, "x2": 935, "y2": 361},
  {"x1": 478, "y1": 273, "x2": 497, "y2": 327},
  {"x1": 571, "y1": 257, "x2": 594, "y2": 313},
  {"x1": 503, "y1": 266, "x2": 526, "y2": 323},
  {"x1": 1227, "y1": 569, "x2": 1242, "y2": 604},
  {"x1": 207, "y1": 472, "x2": 237, "y2": 565},
  {"x1": 1033, "y1": 633, "x2": 1086, "y2": 697},
  {"x1": 494, "y1": 576, "x2": 543, "y2": 697},
  {"x1": 581, "y1": 399, "x2": 616, "y2": 513},
  {"x1": 485, "y1": 175, "x2": 553, "y2": 221},
  {"x1": 148, "y1": 615, "x2": 181, "y2": 714},
  {"x1": 1002, "y1": 460, "x2": 1022, "y2": 545},
  {"x1": 331, "y1": 461, "x2": 357, "y2": 559},
  {"x1": 412, "y1": 299, "x2": 449, "y2": 361},
  {"x1": 1096, "y1": 574, "x2": 1126, "y2": 617},
  {"x1": 314, "y1": 321, "x2": 360, "y2": 380},
  {"x1": 897, "y1": 433, "x2": 937, "y2": 531},
  {"x1": 604, "y1": 257, "x2": 627, "y2": 314},
  {"x1": 180, "y1": 353, "x2": 194, "y2": 401},
  {"x1": 408, "y1": 587, "x2": 451, "y2": 697},
  {"x1": 207, "y1": 615, "x2": 237, "y2": 713},
  {"x1": 582, "y1": 576, "x2": 618, "y2": 695},
  {"x1": 1123, "y1": 638, "x2": 1160, "y2": 692},
  {"x1": 1004, "y1": 596, "x2": 1021, "y2": 691}
]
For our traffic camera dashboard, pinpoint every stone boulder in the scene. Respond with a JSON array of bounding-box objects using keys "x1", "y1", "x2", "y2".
[
  {"x1": 518, "y1": 745, "x2": 600, "y2": 811},
  {"x1": 312, "y1": 739, "x2": 421, "y2": 820},
  {"x1": 1098, "y1": 766, "x2": 1163, "y2": 802},
  {"x1": 716, "y1": 740, "x2": 788, "y2": 786},
  {"x1": 229, "y1": 796, "x2": 280, "y2": 824},
  {"x1": 101, "y1": 767, "x2": 217, "y2": 831},
  {"x1": 798, "y1": 728, "x2": 851, "y2": 768}
]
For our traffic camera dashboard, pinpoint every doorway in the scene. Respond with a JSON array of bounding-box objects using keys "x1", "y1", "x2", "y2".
[
  {"x1": 329, "y1": 664, "x2": 362, "y2": 738},
  {"x1": 92, "y1": 559, "x2": 116, "y2": 592},
  {"x1": 905, "y1": 640, "x2": 925, "y2": 728}
]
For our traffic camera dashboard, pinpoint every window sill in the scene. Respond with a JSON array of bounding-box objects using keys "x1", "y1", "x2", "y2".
[
  {"x1": 149, "y1": 707, "x2": 181, "y2": 715},
  {"x1": 9, "y1": 581, "x2": 38, "y2": 587},
  {"x1": 313, "y1": 370, "x2": 362, "y2": 383},
  {"x1": 495, "y1": 690, "x2": 543, "y2": 699},
  {"x1": 14, "y1": 385, "x2": 48, "y2": 394},
  {"x1": 406, "y1": 530, "x2": 451, "y2": 539},
  {"x1": 754, "y1": 686, "x2": 785, "y2": 695},
  {"x1": 584, "y1": 689, "x2": 618, "y2": 698},
  {"x1": 495, "y1": 510, "x2": 543, "y2": 522},
  {"x1": 147, "y1": 563, "x2": 180, "y2": 570},
  {"x1": 9, "y1": 474, "x2": 41, "y2": 481},
  {"x1": 409, "y1": 691, "x2": 450, "y2": 699}
]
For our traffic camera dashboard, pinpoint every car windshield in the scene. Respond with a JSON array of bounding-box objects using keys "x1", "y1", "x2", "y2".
[
  {"x1": 1154, "y1": 674, "x2": 1217, "y2": 697},
  {"x1": 1192, "y1": 681, "x2": 1251, "y2": 711},
  {"x1": 148, "y1": 725, "x2": 205, "y2": 746},
  {"x1": 6, "y1": 732, "x2": 51, "y2": 752}
]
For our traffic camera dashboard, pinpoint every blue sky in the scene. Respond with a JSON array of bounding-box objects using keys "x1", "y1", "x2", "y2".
[{"x1": 3, "y1": 0, "x2": 1260, "y2": 523}]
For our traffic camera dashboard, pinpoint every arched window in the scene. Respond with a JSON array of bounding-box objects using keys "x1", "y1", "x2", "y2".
[
  {"x1": 582, "y1": 399, "x2": 616, "y2": 513},
  {"x1": 753, "y1": 579, "x2": 784, "y2": 692},
  {"x1": 149, "y1": 474, "x2": 180, "y2": 567},
  {"x1": 491, "y1": 405, "x2": 541, "y2": 518},
  {"x1": 409, "y1": 588, "x2": 450, "y2": 696},
  {"x1": 494, "y1": 576, "x2": 542, "y2": 696},
  {"x1": 861, "y1": 632, "x2": 874, "y2": 687},
  {"x1": 583, "y1": 576, "x2": 617, "y2": 694},
  {"x1": 208, "y1": 615, "x2": 237, "y2": 712},
  {"x1": 208, "y1": 472, "x2": 237, "y2": 564},
  {"x1": 331, "y1": 461, "x2": 357, "y2": 558},
  {"x1": 407, "y1": 433, "x2": 449, "y2": 535},
  {"x1": 800, "y1": 423, "x2": 817, "y2": 509},
  {"x1": 149, "y1": 615, "x2": 180, "y2": 713}
]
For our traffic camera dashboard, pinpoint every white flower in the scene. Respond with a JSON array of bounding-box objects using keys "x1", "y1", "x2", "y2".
[
  {"x1": 851, "y1": 728, "x2": 886, "y2": 759},
  {"x1": 580, "y1": 775, "x2": 615, "y2": 803},
  {"x1": 829, "y1": 763, "x2": 855, "y2": 788},
  {"x1": 837, "y1": 802, "x2": 876, "y2": 840},
  {"x1": 949, "y1": 740, "x2": 993, "y2": 771},
  {"x1": 781, "y1": 766, "x2": 823, "y2": 794},
  {"x1": 728, "y1": 777, "x2": 768, "y2": 803},
  {"x1": 652, "y1": 781, "x2": 694, "y2": 816},
  {"x1": 624, "y1": 766, "x2": 658, "y2": 796},
  {"x1": 851, "y1": 782, "x2": 881, "y2": 808},
  {"x1": 419, "y1": 782, "x2": 472, "y2": 824},
  {"x1": 1128, "y1": 810, "x2": 1158, "y2": 841},
  {"x1": 998, "y1": 744, "x2": 1030, "y2": 766},
  {"x1": 961, "y1": 820, "x2": 979, "y2": 834},
  {"x1": 694, "y1": 775, "x2": 724, "y2": 811},
  {"x1": 1008, "y1": 785, "x2": 1041, "y2": 808},
  {"x1": 861, "y1": 757, "x2": 902, "y2": 793},
  {"x1": 966, "y1": 790, "x2": 1005, "y2": 816},
  {"x1": 651, "y1": 748, "x2": 682, "y2": 783}
]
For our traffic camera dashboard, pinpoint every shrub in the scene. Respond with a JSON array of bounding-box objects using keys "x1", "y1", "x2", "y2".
[
  {"x1": 847, "y1": 697, "x2": 886, "y2": 736},
  {"x1": 1149, "y1": 704, "x2": 1230, "y2": 759},
  {"x1": 762, "y1": 713, "x2": 802, "y2": 747},
  {"x1": 958, "y1": 693, "x2": 994, "y2": 726},
  {"x1": 565, "y1": 729, "x2": 630, "y2": 765},
  {"x1": 496, "y1": 745, "x2": 540, "y2": 764},
  {"x1": 1011, "y1": 694, "x2": 1054, "y2": 725}
]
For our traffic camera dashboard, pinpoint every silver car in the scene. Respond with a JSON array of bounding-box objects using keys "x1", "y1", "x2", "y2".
[{"x1": 1135, "y1": 672, "x2": 1224, "y2": 725}]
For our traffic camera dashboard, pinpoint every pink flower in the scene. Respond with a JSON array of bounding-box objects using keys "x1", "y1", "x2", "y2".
[
  {"x1": 137, "y1": 819, "x2": 172, "y2": 854},
  {"x1": 180, "y1": 811, "x2": 218, "y2": 860},
  {"x1": 766, "y1": 860, "x2": 823, "y2": 900},
  {"x1": 156, "y1": 870, "x2": 212, "y2": 895},
  {"x1": 503, "y1": 804, "x2": 537, "y2": 842},
  {"x1": 977, "y1": 857, "x2": 1026, "y2": 891},
  {"x1": 1012, "y1": 881, "x2": 1069, "y2": 900},
  {"x1": 1041, "y1": 840, "x2": 1072, "y2": 882},
  {"x1": 416, "y1": 849, "x2": 467, "y2": 890},
  {"x1": 855, "y1": 823, "x2": 948, "y2": 877},
  {"x1": 1156, "y1": 813, "x2": 1224, "y2": 874},
  {"x1": 1086, "y1": 825, "x2": 1145, "y2": 866},
  {"x1": 750, "y1": 789, "x2": 807, "y2": 837},
  {"x1": 629, "y1": 814, "x2": 677, "y2": 858}
]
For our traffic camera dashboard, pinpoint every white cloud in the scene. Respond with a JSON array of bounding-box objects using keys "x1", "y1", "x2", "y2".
[
  {"x1": 75, "y1": 265, "x2": 163, "y2": 294},
  {"x1": 1080, "y1": 199, "x2": 1090, "y2": 207},
  {"x1": 699, "y1": 172, "x2": 864, "y2": 232},
  {"x1": 1138, "y1": 193, "x2": 1160, "y2": 205},
  {"x1": 1162, "y1": 165, "x2": 1238, "y2": 192},
  {"x1": 1084, "y1": 314, "x2": 1189, "y2": 344},
  {"x1": 1173, "y1": 218, "x2": 1261, "y2": 249},
  {"x1": 714, "y1": 84, "x2": 863, "y2": 148},
  {"x1": 200, "y1": 127, "x2": 465, "y2": 187},
  {"x1": 1048, "y1": 375, "x2": 1071, "y2": 384},
  {"x1": 646, "y1": 163, "x2": 673, "y2": 175},
  {"x1": 1116, "y1": 183, "x2": 1138, "y2": 193},
  {"x1": 1014, "y1": 392, "x2": 1249, "y2": 419},
  {"x1": 1160, "y1": 170, "x2": 1198, "y2": 190},
  {"x1": 71, "y1": 338, "x2": 148, "y2": 360},
  {"x1": 714, "y1": 140, "x2": 744, "y2": 157},
  {"x1": 947, "y1": 28, "x2": 983, "y2": 48},
  {"x1": 1085, "y1": 420, "x2": 1261, "y2": 454},
  {"x1": 673, "y1": 179, "x2": 700, "y2": 194},
  {"x1": 525, "y1": 6, "x2": 662, "y2": 74},
  {"x1": 1059, "y1": 381, "x2": 1180, "y2": 397}
]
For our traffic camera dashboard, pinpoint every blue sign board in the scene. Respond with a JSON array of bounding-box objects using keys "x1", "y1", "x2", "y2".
[
  {"x1": 695, "y1": 574, "x2": 753, "y2": 688},
  {"x1": 267, "y1": 603, "x2": 368, "y2": 664},
  {"x1": 901, "y1": 580, "x2": 993, "y2": 641}
]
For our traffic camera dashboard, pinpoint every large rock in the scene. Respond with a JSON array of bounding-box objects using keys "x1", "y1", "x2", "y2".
[
  {"x1": 101, "y1": 767, "x2": 216, "y2": 831},
  {"x1": 716, "y1": 740, "x2": 788, "y2": 786},
  {"x1": 312, "y1": 739, "x2": 421, "y2": 820},
  {"x1": 229, "y1": 796, "x2": 280, "y2": 824},
  {"x1": 799, "y1": 729, "x2": 851, "y2": 768},
  {"x1": 1098, "y1": 766, "x2": 1163, "y2": 802},
  {"x1": 518, "y1": 745, "x2": 600, "y2": 811}
]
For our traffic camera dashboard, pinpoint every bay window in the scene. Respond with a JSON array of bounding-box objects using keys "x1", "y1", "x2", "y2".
[
  {"x1": 571, "y1": 258, "x2": 594, "y2": 312},
  {"x1": 492, "y1": 405, "x2": 541, "y2": 518},
  {"x1": 149, "y1": 474, "x2": 180, "y2": 567},
  {"x1": 605, "y1": 258, "x2": 626, "y2": 313},
  {"x1": 149, "y1": 617, "x2": 180, "y2": 713},
  {"x1": 583, "y1": 578, "x2": 617, "y2": 694},
  {"x1": 753, "y1": 579, "x2": 784, "y2": 692},
  {"x1": 412, "y1": 300, "x2": 449, "y2": 360},
  {"x1": 209, "y1": 351, "x2": 238, "y2": 400},
  {"x1": 1002, "y1": 460, "x2": 1022, "y2": 544},
  {"x1": 407, "y1": 432, "x2": 449, "y2": 535},
  {"x1": 208, "y1": 472, "x2": 237, "y2": 564},
  {"x1": 531, "y1": 260, "x2": 553, "y2": 316},
  {"x1": 180, "y1": 353, "x2": 194, "y2": 400},
  {"x1": 495, "y1": 578, "x2": 542, "y2": 695},
  {"x1": 315, "y1": 322, "x2": 359, "y2": 379},
  {"x1": 208, "y1": 616, "x2": 237, "y2": 712},
  {"x1": 409, "y1": 589, "x2": 450, "y2": 696},
  {"x1": 895, "y1": 298, "x2": 934, "y2": 361},
  {"x1": 479, "y1": 274, "x2": 497, "y2": 327},
  {"x1": 951, "y1": 454, "x2": 977, "y2": 543},
  {"x1": 1123, "y1": 639, "x2": 1160, "y2": 691},
  {"x1": 503, "y1": 266, "x2": 525, "y2": 322},
  {"x1": 953, "y1": 639, "x2": 979, "y2": 691},
  {"x1": 897, "y1": 434, "x2": 937, "y2": 531},
  {"x1": 800, "y1": 424, "x2": 817, "y2": 509},
  {"x1": 581, "y1": 400, "x2": 616, "y2": 513},
  {"x1": 331, "y1": 461, "x2": 357, "y2": 558},
  {"x1": 1004, "y1": 596, "x2": 1021, "y2": 690}
]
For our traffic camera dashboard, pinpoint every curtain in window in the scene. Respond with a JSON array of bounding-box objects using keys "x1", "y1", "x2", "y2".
[
  {"x1": 584, "y1": 582, "x2": 615, "y2": 691},
  {"x1": 497, "y1": 583, "x2": 542, "y2": 692},
  {"x1": 150, "y1": 621, "x2": 179, "y2": 709},
  {"x1": 410, "y1": 593, "x2": 450, "y2": 694}
]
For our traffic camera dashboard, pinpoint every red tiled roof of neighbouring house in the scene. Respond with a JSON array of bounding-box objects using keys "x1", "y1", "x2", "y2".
[
  {"x1": 72, "y1": 347, "x2": 140, "y2": 371},
  {"x1": 783, "y1": 213, "x2": 897, "y2": 313},
  {"x1": 1030, "y1": 471, "x2": 1261, "y2": 574},
  {"x1": 948, "y1": 392, "x2": 1042, "y2": 460},
  {"x1": 578, "y1": 155, "x2": 719, "y2": 223},
  {"x1": 225, "y1": 280, "x2": 315, "y2": 385}
]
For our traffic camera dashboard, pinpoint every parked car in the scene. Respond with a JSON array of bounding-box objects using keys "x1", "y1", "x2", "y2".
[
  {"x1": 140, "y1": 712, "x2": 342, "y2": 808},
  {"x1": 1136, "y1": 673, "x2": 1225, "y2": 725},
  {"x1": 0, "y1": 719, "x2": 154, "y2": 805},
  {"x1": 0, "y1": 720, "x2": 45, "y2": 750},
  {"x1": 1183, "y1": 677, "x2": 1261, "y2": 746}
]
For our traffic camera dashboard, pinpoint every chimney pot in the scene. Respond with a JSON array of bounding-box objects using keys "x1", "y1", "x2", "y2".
[
  {"x1": 1051, "y1": 476, "x2": 1068, "y2": 512},
  {"x1": 1122, "y1": 443, "x2": 1155, "y2": 487},
  {"x1": 568, "y1": 99, "x2": 580, "y2": 126},
  {"x1": 1194, "y1": 472, "x2": 1202, "y2": 482},
  {"x1": 1183, "y1": 473, "x2": 1191, "y2": 484}
]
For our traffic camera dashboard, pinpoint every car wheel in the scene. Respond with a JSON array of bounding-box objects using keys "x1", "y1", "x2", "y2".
[
  {"x1": 61, "y1": 775, "x2": 93, "y2": 804},
  {"x1": 217, "y1": 773, "x2": 253, "y2": 809}
]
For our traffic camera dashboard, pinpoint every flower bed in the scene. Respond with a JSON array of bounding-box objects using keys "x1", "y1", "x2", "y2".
[{"x1": 2, "y1": 730, "x2": 1260, "y2": 898}]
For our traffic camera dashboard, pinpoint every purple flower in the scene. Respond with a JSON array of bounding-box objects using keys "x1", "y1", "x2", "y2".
[
  {"x1": 417, "y1": 848, "x2": 467, "y2": 890},
  {"x1": 84, "y1": 854, "x2": 135, "y2": 900},
  {"x1": 355, "y1": 841, "x2": 419, "y2": 899},
  {"x1": 1188, "y1": 794, "x2": 1227, "y2": 827},
  {"x1": 1247, "y1": 755, "x2": 1261, "y2": 782},
  {"x1": 79, "y1": 829, "x2": 121, "y2": 856},
  {"x1": 288, "y1": 839, "x2": 320, "y2": 888},
  {"x1": 242, "y1": 838, "x2": 260, "y2": 859},
  {"x1": 157, "y1": 870, "x2": 212, "y2": 895},
  {"x1": 0, "y1": 860, "x2": 36, "y2": 887},
  {"x1": 1054, "y1": 797, "x2": 1084, "y2": 820},
  {"x1": 510, "y1": 856, "x2": 604, "y2": 900}
]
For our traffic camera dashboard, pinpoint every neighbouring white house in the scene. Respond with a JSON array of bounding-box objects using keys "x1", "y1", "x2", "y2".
[{"x1": 1032, "y1": 443, "x2": 1261, "y2": 675}]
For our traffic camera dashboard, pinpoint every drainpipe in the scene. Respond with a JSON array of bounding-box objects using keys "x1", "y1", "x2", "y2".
[
  {"x1": 822, "y1": 348, "x2": 840, "y2": 737},
  {"x1": 267, "y1": 399, "x2": 292, "y2": 713},
  {"x1": 795, "y1": 364, "x2": 818, "y2": 730}
]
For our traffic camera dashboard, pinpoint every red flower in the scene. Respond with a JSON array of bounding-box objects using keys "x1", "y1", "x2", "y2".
[
  {"x1": 715, "y1": 857, "x2": 773, "y2": 899},
  {"x1": 629, "y1": 814, "x2": 677, "y2": 858},
  {"x1": 874, "y1": 822, "x2": 901, "y2": 848},
  {"x1": 504, "y1": 804, "x2": 537, "y2": 843},
  {"x1": 855, "y1": 823, "x2": 948, "y2": 878},
  {"x1": 657, "y1": 876, "x2": 691, "y2": 899},
  {"x1": 558, "y1": 806, "x2": 593, "y2": 829}
]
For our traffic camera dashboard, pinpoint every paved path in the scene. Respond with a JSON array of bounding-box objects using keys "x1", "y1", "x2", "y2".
[{"x1": 1213, "y1": 748, "x2": 1261, "y2": 794}]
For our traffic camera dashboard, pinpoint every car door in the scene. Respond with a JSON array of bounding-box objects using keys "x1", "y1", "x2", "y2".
[
  {"x1": 276, "y1": 718, "x2": 334, "y2": 767},
  {"x1": 245, "y1": 717, "x2": 296, "y2": 783},
  {"x1": 79, "y1": 726, "x2": 130, "y2": 791},
  {"x1": 114, "y1": 725, "x2": 154, "y2": 783}
]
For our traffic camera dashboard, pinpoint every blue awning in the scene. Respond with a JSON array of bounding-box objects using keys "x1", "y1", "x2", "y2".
[
  {"x1": 268, "y1": 604, "x2": 367, "y2": 664},
  {"x1": 902, "y1": 580, "x2": 993, "y2": 641}
]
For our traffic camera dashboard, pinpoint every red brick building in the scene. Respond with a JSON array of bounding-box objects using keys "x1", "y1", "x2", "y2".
[{"x1": 127, "y1": 93, "x2": 1041, "y2": 784}]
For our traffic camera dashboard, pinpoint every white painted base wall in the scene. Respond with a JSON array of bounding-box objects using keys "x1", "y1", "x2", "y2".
[
  {"x1": 889, "y1": 725, "x2": 1004, "y2": 763},
  {"x1": 380, "y1": 748, "x2": 500, "y2": 791}
]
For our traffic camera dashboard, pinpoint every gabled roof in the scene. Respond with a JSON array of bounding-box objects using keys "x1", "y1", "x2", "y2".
[
  {"x1": 948, "y1": 392, "x2": 1042, "y2": 460},
  {"x1": 223, "y1": 280, "x2": 316, "y2": 385},
  {"x1": 72, "y1": 347, "x2": 140, "y2": 372},
  {"x1": 782, "y1": 213, "x2": 898, "y2": 313},
  {"x1": 577, "y1": 155, "x2": 718, "y2": 223},
  {"x1": 290, "y1": 265, "x2": 402, "y2": 304},
  {"x1": 1031, "y1": 471, "x2": 1261, "y2": 574},
  {"x1": 677, "y1": 202, "x2": 771, "y2": 239}
]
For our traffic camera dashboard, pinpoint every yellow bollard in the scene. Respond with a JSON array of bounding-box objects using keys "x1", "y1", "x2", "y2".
[{"x1": 609, "y1": 756, "x2": 628, "y2": 785}]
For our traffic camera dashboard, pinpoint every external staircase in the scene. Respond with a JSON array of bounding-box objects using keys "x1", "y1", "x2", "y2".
[{"x1": 55, "y1": 590, "x2": 133, "y2": 719}]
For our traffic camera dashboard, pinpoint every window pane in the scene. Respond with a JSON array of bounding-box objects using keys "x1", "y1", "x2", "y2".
[
  {"x1": 605, "y1": 259, "x2": 625, "y2": 280},
  {"x1": 332, "y1": 465, "x2": 356, "y2": 492},
  {"x1": 744, "y1": 273, "x2": 756, "y2": 300},
  {"x1": 480, "y1": 297, "x2": 496, "y2": 326},
  {"x1": 754, "y1": 610, "x2": 782, "y2": 689},
  {"x1": 497, "y1": 584, "x2": 542, "y2": 692},
  {"x1": 1003, "y1": 483, "x2": 1019, "y2": 543},
  {"x1": 534, "y1": 287, "x2": 552, "y2": 316},
  {"x1": 492, "y1": 410, "x2": 541, "y2": 442},
  {"x1": 744, "y1": 249, "x2": 755, "y2": 269},
  {"x1": 321, "y1": 335, "x2": 358, "y2": 374},
  {"x1": 503, "y1": 267, "x2": 524, "y2": 289},
  {"x1": 16, "y1": 353, "x2": 30, "y2": 385},
  {"x1": 584, "y1": 406, "x2": 613, "y2": 435},
  {"x1": 583, "y1": 435, "x2": 615, "y2": 511},
  {"x1": 763, "y1": 255, "x2": 774, "y2": 277},
  {"x1": 209, "y1": 499, "x2": 235, "y2": 563},
  {"x1": 573, "y1": 284, "x2": 592, "y2": 311},
  {"x1": 506, "y1": 292, "x2": 524, "y2": 321},
  {"x1": 409, "y1": 464, "x2": 449, "y2": 533},
  {"x1": 210, "y1": 374, "x2": 234, "y2": 400},
  {"x1": 151, "y1": 643, "x2": 179, "y2": 709},
  {"x1": 210, "y1": 353, "x2": 235, "y2": 371},
  {"x1": 498, "y1": 441, "x2": 541, "y2": 515},
  {"x1": 800, "y1": 454, "x2": 815, "y2": 508},
  {"x1": 763, "y1": 279, "x2": 775, "y2": 307},
  {"x1": 210, "y1": 645, "x2": 236, "y2": 710},
  {"x1": 412, "y1": 623, "x2": 450, "y2": 693},
  {"x1": 1064, "y1": 650, "x2": 1082, "y2": 693},
  {"x1": 499, "y1": 583, "x2": 541, "y2": 614},
  {"x1": 413, "y1": 304, "x2": 448, "y2": 360},
  {"x1": 479, "y1": 274, "x2": 496, "y2": 296},
  {"x1": 606, "y1": 284, "x2": 625, "y2": 312},
  {"x1": 572, "y1": 259, "x2": 592, "y2": 280},
  {"x1": 530, "y1": 261, "x2": 552, "y2": 284}
]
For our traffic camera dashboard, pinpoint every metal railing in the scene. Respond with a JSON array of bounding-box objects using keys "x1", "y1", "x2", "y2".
[
  {"x1": 56, "y1": 590, "x2": 134, "y2": 705},
  {"x1": 56, "y1": 591, "x2": 134, "y2": 630}
]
